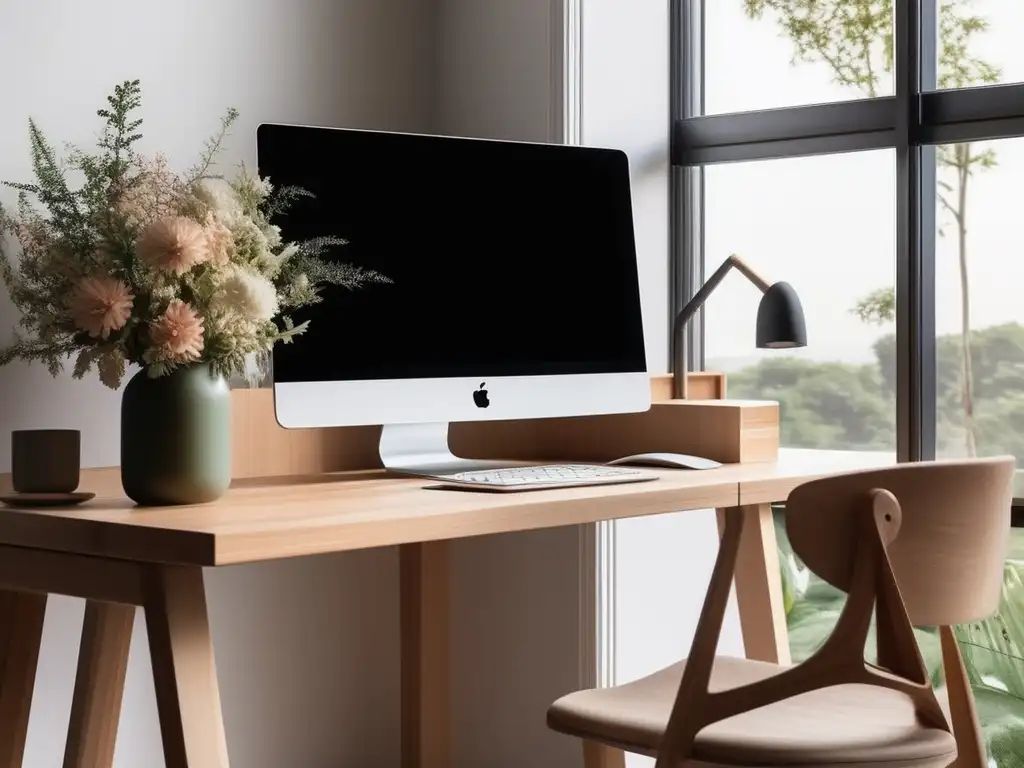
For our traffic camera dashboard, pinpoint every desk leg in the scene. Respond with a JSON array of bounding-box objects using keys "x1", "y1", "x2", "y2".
[
  {"x1": 63, "y1": 601, "x2": 135, "y2": 768},
  {"x1": 582, "y1": 740, "x2": 626, "y2": 768},
  {"x1": 143, "y1": 566, "x2": 230, "y2": 768},
  {"x1": 716, "y1": 505, "x2": 791, "y2": 665},
  {"x1": 0, "y1": 590, "x2": 46, "y2": 768},
  {"x1": 400, "y1": 542, "x2": 450, "y2": 768}
]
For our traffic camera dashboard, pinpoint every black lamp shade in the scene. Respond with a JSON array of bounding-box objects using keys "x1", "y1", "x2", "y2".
[{"x1": 756, "y1": 281, "x2": 807, "y2": 349}]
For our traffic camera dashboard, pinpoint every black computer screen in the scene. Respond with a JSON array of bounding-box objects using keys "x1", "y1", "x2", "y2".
[{"x1": 257, "y1": 125, "x2": 647, "y2": 383}]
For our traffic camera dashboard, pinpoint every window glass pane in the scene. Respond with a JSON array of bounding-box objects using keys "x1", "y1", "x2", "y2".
[
  {"x1": 704, "y1": 2, "x2": 893, "y2": 115},
  {"x1": 935, "y1": 0, "x2": 1024, "y2": 89},
  {"x1": 703, "y1": 150, "x2": 896, "y2": 453},
  {"x1": 933, "y1": 138, "x2": 1024, "y2": 480}
]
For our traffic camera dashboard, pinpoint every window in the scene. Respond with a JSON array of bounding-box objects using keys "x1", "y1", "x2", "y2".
[
  {"x1": 674, "y1": 0, "x2": 1024, "y2": 462},
  {"x1": 935, "y1": 0, "x2": 1024, "y2": 89},
  {"x1": 931, "y1": 138, "x2": 1024, "y2": 471},
  {"x1": 674, "y1": 1, "x2": 1024, "y2": 763},
  {"x1": 704, "y1": 1, "x2": 894, "y2": 115},
  {"x1": 704, "y1": 151, "x2": 896, "y2": 451}
]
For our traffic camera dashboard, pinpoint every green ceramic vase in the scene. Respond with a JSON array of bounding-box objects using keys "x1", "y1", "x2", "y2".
[{"x1": 120, "y1": 364, "x2": 232, "y2": 506}]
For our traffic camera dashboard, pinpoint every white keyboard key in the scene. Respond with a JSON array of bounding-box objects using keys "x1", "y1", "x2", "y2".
[{"x1": 433, "y1": 464, "x2": 657, "y2": 492}]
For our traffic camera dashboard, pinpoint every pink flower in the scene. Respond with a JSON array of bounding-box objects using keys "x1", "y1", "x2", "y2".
[
  {"x1": 204, "y1": 217, "x2": 235, "y2": 266},
  {"x1": 150, "y1": 300, "x2": 204, "y2": 362},
  {"x1": 137, "y1": 216, "x2": 209, "y2": 276},
  {"x1": 68, "y1": 276, "x2": 134, "y2": 339}
]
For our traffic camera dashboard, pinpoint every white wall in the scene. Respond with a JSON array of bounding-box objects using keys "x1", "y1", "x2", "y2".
[
  {"x1": 437, "y1": 0, "x2": 559, "y2": 143},
  {"x1": 581, "y1": 1, "x2": 671, "y2": 370},
  {"x1": 0, "y1": 1, "x2": 434, "y2": 765}
]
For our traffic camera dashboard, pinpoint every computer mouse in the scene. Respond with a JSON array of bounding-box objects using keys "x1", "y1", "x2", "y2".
[{"x1": 607, "y1": 452, "x2": 723, "y2": 470}]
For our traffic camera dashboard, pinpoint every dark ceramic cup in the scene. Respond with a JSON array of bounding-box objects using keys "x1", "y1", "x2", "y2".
[{"x1": 11, "y1": 429, "x2": 81, "y2": 494}]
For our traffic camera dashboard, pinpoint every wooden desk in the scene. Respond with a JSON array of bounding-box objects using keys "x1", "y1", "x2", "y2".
[{"x1": 0, "y1": 449, "x2": 891, "y2": 768}]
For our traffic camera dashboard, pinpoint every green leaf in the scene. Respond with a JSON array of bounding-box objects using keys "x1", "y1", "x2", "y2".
[
  {"x1": 97, "y1": 347, "x2": 127, "y2": 390},
  {"x1": 185, "y1": 107, "x2": 239, "y2": 183},
  {"x1": 264, "y1": 185, "x2": 315, "y2": 219},
  {"x1": 72, "y1": 346, "x2": 100, "y2": 379}
]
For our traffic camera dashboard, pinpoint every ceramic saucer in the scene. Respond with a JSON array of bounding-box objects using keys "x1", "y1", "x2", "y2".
[{"x1": 0, "y1": 491, "x2": 95, "y2": 508}]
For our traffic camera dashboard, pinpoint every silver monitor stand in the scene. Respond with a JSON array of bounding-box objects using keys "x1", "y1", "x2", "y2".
[{"x1": 378, "y1": 423, "x2": 511, "y2": 478}]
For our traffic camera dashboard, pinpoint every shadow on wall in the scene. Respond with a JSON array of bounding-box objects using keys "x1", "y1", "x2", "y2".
[{"x1": 0, "y1": 287, "x2": 124, "y2": 469}]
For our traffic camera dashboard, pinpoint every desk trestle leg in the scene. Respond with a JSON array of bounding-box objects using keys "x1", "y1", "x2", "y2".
[
  {"x1": 63, "y1": 601, "x2": 135, "y2": 768},
  {"x1": 0, "y1": 590, "x2": 46, "y2": 768},
  {"x1": 716, "y1": 504, "x2": 791, "y2": 666},
  {"x1": 583, "y1": 740, "x2": 626, "y2": 768},
  {"x1": 400, "y1": 541, "x2": 450, "y2": 768},
  {"x1": 144, "y1": 565, "x2": 230, "y2": 768}
]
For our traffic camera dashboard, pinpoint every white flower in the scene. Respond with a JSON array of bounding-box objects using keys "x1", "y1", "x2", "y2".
[
  {"x1": 277, "y1": 243, "x2": 299, "y2": 263},
  {"x1": 264, "y1": 224, "x2": 282, "y2": 249},
  {"x1": 235, "y1": 218, "x2": 271, "y2": 261},
  {"x1": 215, "y1": 266, "x2": 279, "y2": 321},
  {"x1": 259, "y1": 242, "x2": 296, "y2": 277},
  {"x1": 195, "y1": 178, "x2": 242, "y2": 219}
]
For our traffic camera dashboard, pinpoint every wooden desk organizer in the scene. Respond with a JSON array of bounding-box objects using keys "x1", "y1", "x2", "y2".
[{"x1": 232, "y1": 373, "x2": 779, "y2": 479}]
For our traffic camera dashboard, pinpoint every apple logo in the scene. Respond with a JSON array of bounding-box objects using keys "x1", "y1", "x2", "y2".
[{"x1": 473, "y1": 382, "x2": 490, "y2": 408}]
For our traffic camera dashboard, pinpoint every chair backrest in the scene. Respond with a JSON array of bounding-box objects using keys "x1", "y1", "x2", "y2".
[{"x1": 785, "y1": 457, "x2": 1015, "y2": 627}]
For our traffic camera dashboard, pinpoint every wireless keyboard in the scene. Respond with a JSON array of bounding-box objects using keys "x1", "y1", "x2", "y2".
[{"x1": 430, "y1": 464, "x2": 657, "y2": 492}]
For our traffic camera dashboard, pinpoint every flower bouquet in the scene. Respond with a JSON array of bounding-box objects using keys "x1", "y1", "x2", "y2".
[
  {"x1": 0, "y1": 79, "x2": 386, "y2": 386},
  {"x1": 0, "y1": 80, "x2": 388, "y2": 504}
]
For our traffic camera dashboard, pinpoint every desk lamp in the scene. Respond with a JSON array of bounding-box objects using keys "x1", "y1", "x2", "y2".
[{"x1": 672, "y1": 254, "x2": 807, "y2": 399}]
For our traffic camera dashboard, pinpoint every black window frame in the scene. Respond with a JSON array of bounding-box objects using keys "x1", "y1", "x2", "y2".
[{"x1": 670, "y1": 0, "x2": 1024, "y2": 466}]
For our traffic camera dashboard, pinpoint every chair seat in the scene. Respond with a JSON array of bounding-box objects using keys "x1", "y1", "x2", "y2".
[{"x1": 547, "y1": 656, "x2": 958, "y2": 767}]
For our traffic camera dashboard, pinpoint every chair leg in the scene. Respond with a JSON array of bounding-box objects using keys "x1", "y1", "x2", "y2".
[
  {"x1": 143, "y1": 565, "x2": 229, "y2": 768},
  {"x1": 63, "y1": 601, "x2": 135, "y2": 768},
  {"x1": 940, "y1": 626, "x2": 987, "y2": 768},
  {"x1": 582, "y1": 740, "x2": 626, "y2": 768},
  {"x1": 0, "y1": 590, "x2": 47, "y2": 768}
]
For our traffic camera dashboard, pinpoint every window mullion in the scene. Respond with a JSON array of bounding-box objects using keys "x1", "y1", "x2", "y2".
[
  {"x1": 671, "y1": 0, "x2": 705, "y2": 373},
  {"x1": 895, "y1": 0, "x2": 937, "y2": 462}
]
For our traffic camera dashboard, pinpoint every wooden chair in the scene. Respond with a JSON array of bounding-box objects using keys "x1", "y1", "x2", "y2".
[{"x1": 548, "y1": 457, "x2": 1015, "y2": 768}]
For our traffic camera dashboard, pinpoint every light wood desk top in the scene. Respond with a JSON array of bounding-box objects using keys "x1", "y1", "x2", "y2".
[
  {"x1": 735, "y1": 448, "x2": 896, "y2": 503},
  {"x1": 0, "y1": 449, "x2": 894, "y2": 567}
]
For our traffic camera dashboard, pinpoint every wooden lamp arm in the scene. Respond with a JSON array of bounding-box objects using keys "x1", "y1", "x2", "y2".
[
  {"x1": 654, "y1": 495, "x2": 948, "y2": 768},
  {"x1": 672, "y1": 255, "x2": 771, "y2": 400}
]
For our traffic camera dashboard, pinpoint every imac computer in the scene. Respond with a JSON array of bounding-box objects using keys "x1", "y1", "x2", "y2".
[{"x1": 257, "y1": 124, "x2": 651, "y2": 491}]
